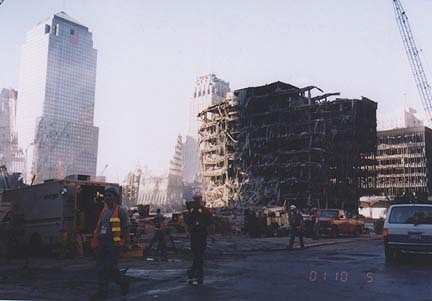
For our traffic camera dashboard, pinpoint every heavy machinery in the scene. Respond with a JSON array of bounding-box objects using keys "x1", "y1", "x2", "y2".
[
  {"x1": 0, "y1": 165, "x2": 25, "y2": 220},
  {"x1": 393, "y1": 0, "x2": 432, "y2": 122},
  {"x1": 0, "y1": 165, "x2": 10, "y2": 192}
]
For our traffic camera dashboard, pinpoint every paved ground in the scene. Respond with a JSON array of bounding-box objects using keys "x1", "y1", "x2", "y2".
[
  {"x1": 127, "y1": 238, "x2": 432, "y2": 301},
  {"x1": 204, "y1": 234, "x2": 364, "y2": 255},
  {"x1": 2, "y1": 236, "x2": 432, "y2": 301}
]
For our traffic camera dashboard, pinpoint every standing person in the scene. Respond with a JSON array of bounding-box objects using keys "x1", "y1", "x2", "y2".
[
  {"x1": 135, "y1": 205, "x2": 149, "y2": 244},
  {"x1": 90, "y1": 187, "x2": 129, "y2": 300},
  {"x1": 143, "y1": 208, "x2": 167, "y2": 260},
  {"x1": 184, "y1": 193, "x2": 213, "y2": 286},
  {"x1": 311, "y1": 208, "x2": 320, "y2": 240},
  {"x1": 288, "y1": 205, "x2": 305, "y2": 250},
  {"x1": 3, "y1": 212, "x2": 19, "y2": 263}
]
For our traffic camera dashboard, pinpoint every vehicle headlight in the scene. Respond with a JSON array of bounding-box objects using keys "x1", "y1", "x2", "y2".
[{"x1": 383, "y1": 228, "x2": 389, "y2": 242}]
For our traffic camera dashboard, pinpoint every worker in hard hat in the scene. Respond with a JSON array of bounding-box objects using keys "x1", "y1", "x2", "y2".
[
  {"x1": 90, "y1": 187, "x2": 129, "y2": 300},
  {"x1": 184, "y1": 192, "x2": 213, "y2": 285},
  {"x1": 288, "y1": 205, "x2": 305, "y2": 250},
  {"x1": 311, "y1": 207, "x2": 320, "y2": 240},
  {"x1": 143, "y1": 208, "x2": 168, "y2": 260}
]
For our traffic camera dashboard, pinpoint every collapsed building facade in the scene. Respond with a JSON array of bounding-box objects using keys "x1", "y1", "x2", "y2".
[
  {"x1": 198, "y1": 81, "x2": 377, "y2": 212},
  {"x1": 122, "y1": 167, "x2": 143, "y2": 207},
  {"x1": 373, "y1": 126, "x2": 432, "y2": 199},
  {"x1": 137, "y1": 136, "x2": 185, "y2": 212}
]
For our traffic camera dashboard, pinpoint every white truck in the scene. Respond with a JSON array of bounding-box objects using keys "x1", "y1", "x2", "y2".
[
  {"x1": 384, "y1": 203, "x2": 432, "y2": 263},
  {"x1": 1, "y1": 177, "x2": 121, "y2": 254}
]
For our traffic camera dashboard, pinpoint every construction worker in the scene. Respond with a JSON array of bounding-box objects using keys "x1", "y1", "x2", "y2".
[
  {"x1": 3, "y1": 212, "x2": 19, "y2": 263},
  {"x1": 90, "y1": 187, "x2": 129, "y2": 300},
  {"x1": 185, "y1": 193, "x2": 213, "y2": 285},
  {"x1": 311, "y1": 208, "x2": 320, "y2": 240},
  {"x1": 143, "y1": 208, "x2": 168, "y2": 260},
  {"x1": 288, "y1": 205, "x2": 305, "y2": 250}
]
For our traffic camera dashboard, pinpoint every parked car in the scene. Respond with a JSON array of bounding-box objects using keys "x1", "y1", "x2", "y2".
[
  {"x1": 244, "y1": 207, "x2": 289, "y2": 237},
  {"x1": 318, "y1": 209, "x2": 364, "y2": 237},
  {"x1": 383, "y1": 203, "x2": 432, "y2": 263}
]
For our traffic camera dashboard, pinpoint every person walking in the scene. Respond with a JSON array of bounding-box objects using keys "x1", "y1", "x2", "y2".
[
  {"x1": 185, "y1": 193, "x2": 213, "y2": 285},
  {"x1": 90, "y1": 187, "x2": 129, "y2": 300},
  {"x1": 143, "y1": 208, "x2": 168, "y2": 260},
  {"x1": 311, "y1": 208, "x2": 320, "y2": 240},
  {"x1": 288, "y1": 205, "x2": 305, "y2": 250},
  {"x1": 3, "y1": 212, "x2": 18, "y2": 262}
]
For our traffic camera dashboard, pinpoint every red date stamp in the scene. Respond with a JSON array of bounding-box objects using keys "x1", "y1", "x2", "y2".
[{"x1": 307, "y1": 271, "x2": 375, "y2": 283}]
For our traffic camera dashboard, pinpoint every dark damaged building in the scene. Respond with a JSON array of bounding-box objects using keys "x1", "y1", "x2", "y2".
[{"x1": 198, "y1": 81, "x2": 377, "y2": 212}]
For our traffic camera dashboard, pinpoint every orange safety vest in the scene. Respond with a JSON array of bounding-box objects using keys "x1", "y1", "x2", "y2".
[
  {"x1": 91, "y1": 205, "x2": 125, "y2": 249},
  {"x1": 110, "y1": 207, "x2": 124, "y2": 246}
]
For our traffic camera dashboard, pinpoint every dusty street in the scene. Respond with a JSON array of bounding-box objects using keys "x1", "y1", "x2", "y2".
[
  {"x1": 2, "y1": 237, "x2": 432, "y2": 300},
  {"x1": 126, "y1": 239, "x2": 432, "y2": 301}
]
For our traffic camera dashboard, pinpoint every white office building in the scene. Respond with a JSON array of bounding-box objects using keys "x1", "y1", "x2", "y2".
[
  {"x1": 0, "y1": 88, "x2": 25, "y2": 174},
  {"x1": 183, "y1": 74, "x2": 230, "y2": 184},
  {"x1": 17, "y1": 12, "x2": 99, "y2": 183},
  {"x1": 188, "y1": 74, "x2": 230, "y2": 137}
]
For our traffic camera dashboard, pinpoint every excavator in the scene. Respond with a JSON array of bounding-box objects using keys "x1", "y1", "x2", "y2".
[
  {"x1": 0, "y1": 165, "x2": 13, "y2": 220},
  {"x1": 0, "y1": 165, "x2": 25, "y2": 240},
  {"x1": 0, "y1": 165, "x2": 10, "y2": 192}
]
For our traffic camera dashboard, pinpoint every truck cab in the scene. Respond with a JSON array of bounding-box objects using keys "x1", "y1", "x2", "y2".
[
  {"x1": 3, "y1": 179, "x2": 120, "y2": 254},
  {"x1": 319, "y1": 209, "x2": 364, "y2": 237}
]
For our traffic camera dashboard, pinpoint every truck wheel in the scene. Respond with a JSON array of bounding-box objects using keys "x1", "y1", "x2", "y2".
[
  {"x1": 330, "y1": 226, "x2": 338, "y2": 238},
  {"x1": 354, "y1": 226, "x2": 362, "y2": 237},
  {"x1": 385, "y1": 245, "x2": 399, "y2": 264},
  {"x1": 29, "y1": 233, "x2": 43, "y2": 256}
]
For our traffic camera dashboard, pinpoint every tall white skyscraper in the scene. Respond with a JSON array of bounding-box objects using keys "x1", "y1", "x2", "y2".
[
  {"x1": 0, "y1": 88, "x2": 24, "y2": 174},
  {"x1": 188, "y1": 74, "x2": 230, "y2": 137},
  {"x1": 17, "y1": 12, "x2": 99, "y2": 183},
  {"x1": 183, "y1": 74, "x2": 230, "y2": 184}
]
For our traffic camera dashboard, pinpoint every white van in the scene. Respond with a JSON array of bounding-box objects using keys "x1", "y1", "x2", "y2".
[{"x1": 384, "y1": 203, "x2": 432, "y2": 263}]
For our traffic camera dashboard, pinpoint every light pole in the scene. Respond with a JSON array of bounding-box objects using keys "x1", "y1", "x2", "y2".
[{"x1": 24, "y1": 142, "x2": 34, "y2": 184}]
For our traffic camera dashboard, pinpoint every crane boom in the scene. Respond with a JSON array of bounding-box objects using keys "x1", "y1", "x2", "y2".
[{"x1": 393, "y1": 0, "x2": 432, "y2": 122}]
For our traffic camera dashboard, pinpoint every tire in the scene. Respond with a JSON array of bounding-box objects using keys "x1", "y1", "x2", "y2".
[
  {"x1": 272, "y1": 224, "x2": 279, "y2": 237},
  {"x1": 354, "y1": 226, "x2": 362, "y2": 237},
  {"x1": 29, "y1": 233, "x2": 43, "y2": 256},
  {"x1": 330, "y1": 226, "x2": 338, "y2": 238},
  {"x1": 385, "y1": 245, "x2": 399, "y2": 264},
  {"x1": 0, "y1": 239, "x2": 6, "y2": 258}
]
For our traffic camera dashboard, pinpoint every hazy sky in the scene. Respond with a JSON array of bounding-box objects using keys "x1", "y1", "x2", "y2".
[{"x1": 1, "y1": 0, "x2": 432, "y2": 182}]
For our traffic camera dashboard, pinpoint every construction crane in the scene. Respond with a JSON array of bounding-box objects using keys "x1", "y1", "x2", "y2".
[
  {"x1": 393, "y1": 0, "x2": 432, "y2": 122},
  {"x1": 101, "y1": 164, "x2": 109, "y2": 176}
]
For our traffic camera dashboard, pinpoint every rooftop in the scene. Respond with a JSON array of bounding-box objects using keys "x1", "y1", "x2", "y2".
[
  {"x1": 235, "y1": 81, "x2": 300, "y2": 97},
  {"x1": 378, "y1": 126, "x2": 432, "y2": 136},
  {"x1": 54, "y1": 11, "x2": 87, "y2": 28}
]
